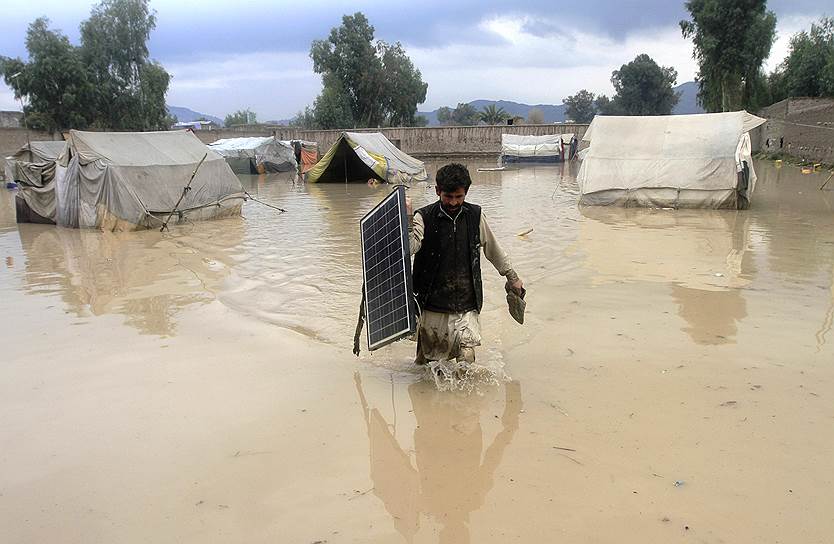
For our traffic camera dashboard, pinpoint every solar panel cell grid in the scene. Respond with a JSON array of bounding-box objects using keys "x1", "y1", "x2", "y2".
[{"x1": 360, "y1": 186, "x2": 417, "y2": 350}]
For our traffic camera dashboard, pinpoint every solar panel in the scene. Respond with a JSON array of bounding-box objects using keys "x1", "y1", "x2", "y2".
[{"x1": 360, "y1": 185, "x2": 417, "y2": 351}]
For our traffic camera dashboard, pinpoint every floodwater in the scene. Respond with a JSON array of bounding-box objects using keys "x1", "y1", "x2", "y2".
[{"x1": 1, "y1": 160, "x2": 833, "y2": 543}]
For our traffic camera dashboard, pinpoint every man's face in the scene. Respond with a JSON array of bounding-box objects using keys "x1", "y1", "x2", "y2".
[{"x1": 436, "y1": 186, "x2": 466, "y2": 214}]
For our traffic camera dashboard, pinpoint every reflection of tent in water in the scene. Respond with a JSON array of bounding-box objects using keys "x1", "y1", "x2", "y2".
[
  {"x1": 671, "y1": 285, "x2": 747, "y2": 345},
  {"x1": 307, "y1": 132, "x2": 427, "y2": 183},
  {"x1": 5, "y1": 140, "x2": 66, "y2": 186},
  {"x1": 208, "y1": 136, "x2": 297, "y2": 174},
  {"x1": 15, "y1": 130, "x2": 245, "y2": 231},
  {"x1": 354, "y1": 375, "x2": 521, "y2": 543},
  {"x1": 500, "y1": 133, "x2": 577, "y2": 164},
  {"x1": 578, "y1": 111, "x2": 766, "y2": 209},
  {"x1": 16, "y1": 222, "x2": 240, "y2": 336},
  {"x1": 579, "y1": 207, "x2": 752, "y2": 344}
]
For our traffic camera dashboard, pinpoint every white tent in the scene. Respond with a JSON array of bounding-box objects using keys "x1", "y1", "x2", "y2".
[
  {"x1": 5, "y1": 140, "x2": 66, "y2": 187},
  {"x1": 16, "y1": 130, "x2": 246, "y2": 230},
  {"x1": 209, "y1": 136, "x2": 297, "y2": 174},
  {"x1": 577, "y1": 111, "x2": 766, "y2": 209},
  {"x1": 500, "y1": 133, "x2": 576, "y2": 164}
]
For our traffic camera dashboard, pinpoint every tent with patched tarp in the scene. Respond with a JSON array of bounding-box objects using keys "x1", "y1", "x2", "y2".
[
  {"x1": 15, "y1": 130, "x2": 246, "y2": 230},
  {"x1": 5, "y1": 140, "x2": 66, "y2": 187},
  {"x1": 307, "y1": 132, "x2": 427, "y2": 183},
  {"x1": 208, "y1": 136, "x2": 297, "y2": 174}
]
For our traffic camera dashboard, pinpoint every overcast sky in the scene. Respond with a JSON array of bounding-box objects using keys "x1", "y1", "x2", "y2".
[{"x1": 0, "y1": 0, "x2": 829, "y2": 120}]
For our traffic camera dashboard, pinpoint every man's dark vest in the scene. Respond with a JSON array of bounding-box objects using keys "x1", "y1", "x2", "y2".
[{"x1": 413, "y1": 201, "x2": 483, "y2": 313}]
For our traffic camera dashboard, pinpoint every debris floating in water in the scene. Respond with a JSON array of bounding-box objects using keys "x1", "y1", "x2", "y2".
[{"x1": 516, "y1": 227, "x2": 534, "y2": 237}]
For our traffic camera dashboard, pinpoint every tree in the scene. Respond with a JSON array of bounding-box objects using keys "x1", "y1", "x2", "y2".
[
  {"x1": 413, "y1": 115, "x2": 429, "y2": 127},
  {"x1": 563, "y1": 90, "x2": 597, "y2": 123},
  {"x1": 453, "y1": 103, "x2": 480, "y2": 125},
  {"x1": 478, "y1": 104, "x2": 509, "y2": 125},
  {"x1": 310, "y1": 13, "x2": 427, "y2": 128},
  {"x1": 437, "y1": 103, "x2": 479, "y2": 125},
  {"x1": 378, "y1": 42, "x2": 428, "y2": 126},
  {"x1": 594, "y1": 95, "x2": 618, "y2": 115},
  {"x1": 312, "y1": 81, "x2": 355, "y2": 129},
  {"x1": 774, "y1": 17, "x2": 834, "y2": 99},
  {"x1": 437, "y1": 106, "x2": 453, "y2": 125},
  {"x1": 224, "y1": 108, "x2": 258, "y2": 126},
  {"x1": 681, "y1": 0, "x2": 776, "y2": 112},
  {"x1": 290, "y1": 107, "x2": 317, "y2": 129},
  {"x1": 80, "y1": 0, "x2": 171, "y2": 130},
  {"x1": 607, "y1": 54, "x2": 679, "y2": 115},
  {"x1": 0, "y1": 18, "x2": 95, "y2": 131},
  {"x1": 526, "y1": 108, "x2": 545, "y2": 124}
]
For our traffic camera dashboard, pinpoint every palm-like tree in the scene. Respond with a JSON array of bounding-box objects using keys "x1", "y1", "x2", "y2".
[{"x1": 478, "y1": 104, "x2": 509, "y2": 125}]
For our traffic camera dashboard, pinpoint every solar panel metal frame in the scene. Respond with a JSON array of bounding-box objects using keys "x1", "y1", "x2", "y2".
[{"x1": 360, "y1": 185, "x2": 417, "y2": 351}]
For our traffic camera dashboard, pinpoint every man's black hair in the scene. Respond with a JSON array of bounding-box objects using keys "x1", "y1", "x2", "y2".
[{"x1": 435, "y1": 163, "x2": 472, "y2": 193}]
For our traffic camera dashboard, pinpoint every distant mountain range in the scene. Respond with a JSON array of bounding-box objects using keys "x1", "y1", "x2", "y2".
[
  {"x1": 417, "y1": 81, "x2": 704, "y2": 125},
  {"x1": 167, "y1": 105, "x2": 224, "y2": 126},
  {"x1": 671, "y1": 81, "x2": 703, "y2": 115},
  {"x1": 168, "y1": 81, "x2": 703, "y2": 129}
]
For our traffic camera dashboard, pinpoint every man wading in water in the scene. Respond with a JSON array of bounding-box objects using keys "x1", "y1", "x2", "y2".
[{"x1": 407, "y1": 163, "x2": 524, "y2": 368}]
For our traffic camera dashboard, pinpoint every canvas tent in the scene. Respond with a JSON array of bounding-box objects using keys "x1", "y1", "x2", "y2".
[
  {"x1": 307, "y1": 132, "x2": 427, "y2": 183},
  {"x1": 209, "y1": 136, "x2": 297, "y2": 174},
  {"x1": 15, "y1": 130, "x2": 246, "y2": 230},
  {"x1": 5, "y1": 140, "x2": 66, "y2": 187},
  {"x1": 577, "y1": 111, "x2": 766, "y2": 209},
  {"x1": 500, "y1": 133, "x2": 577, "y2": 164}
]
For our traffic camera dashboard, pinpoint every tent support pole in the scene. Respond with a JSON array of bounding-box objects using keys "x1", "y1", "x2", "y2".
[{"x1": 160, "y1": 153, "x2": 207, "y2": 232}]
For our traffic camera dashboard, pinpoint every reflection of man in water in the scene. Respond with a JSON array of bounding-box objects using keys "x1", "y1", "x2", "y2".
[
  {"x1": 354, "y1": 374, "x2": 522, "y2": 543},
  {"x1": 407, "y1": 163, "x2": 523, "y2": 366}
]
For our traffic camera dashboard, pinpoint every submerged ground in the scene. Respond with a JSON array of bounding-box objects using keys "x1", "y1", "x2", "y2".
[{"x1": 1, "y1": 160, "x2": 833, "y2": 543}]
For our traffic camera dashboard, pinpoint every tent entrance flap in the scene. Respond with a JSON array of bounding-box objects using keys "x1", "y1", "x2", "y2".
[{"x1": 317, "y1": 138, "x2": 384, "y2": 183}]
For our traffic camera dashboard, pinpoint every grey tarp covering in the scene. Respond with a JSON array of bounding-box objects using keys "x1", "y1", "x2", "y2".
[
  {"x1": 577, "y1": 111, "x2": 766, "y2": 209},
  {"x1": 17, "y1": 130, "x2": 246, "y2": 230},
  {"x1": 5, "y1": 140, "x2": 66, "y2": 186},
  {"x1": 208, "y1": 136, "x2": 297, "y2": 174}
]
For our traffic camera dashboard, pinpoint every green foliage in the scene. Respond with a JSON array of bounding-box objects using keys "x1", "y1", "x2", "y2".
[
  {"x1": 80, "y1": 0, "x2": 169, "y2": 130},
  {"x1": 309, "y1": 12, "x2": 427, "y2": 128},
  {"x1": 437, "y1": 103, "x2": 479, "y2": 126},
  {"x1": 289, "y1": 107, "x2": 317, "y2": 129},
  {"x1": 478, "y1": 104, "x2": 509, "y2": 125},
  {"x1": 607, "y1": 54, "x2": 679, "y2": 115},
  {"x1": 378, "y1": 42, "x2": 428, "y2": 126},
  {"x1": 436, "y1": 106, "x2": 453, "y2": 125},
  {"x1": 224, "y1": 108, "x2": 258, "y2": 126},
  {"x1": 563, "y1": 90, "x2": 597, "y2": 123},
  {"x1": 681, "y1": 0, "x2": 776, "y2": 112},
  {"x1": 0, "y1": 18, "x2": 95, "y2": 131},
  {"x1": 1, "y1": 1, "x2": 173, "y2": 131},
  {"x1": 413, "y1": 115, "x2": 429, "y2": 127},
  {"x1": 775, "y1": 17, "x2": 834, "y2": 99},
  {"x1": 437, "y1": 102, "x2": 480, "y2": 126},
  {"x1": 312, "y1": 80, "x2": 355, "y2": 129},
  {"x1": 594, "y1": 95, "x2": 617, "y2": 115}
]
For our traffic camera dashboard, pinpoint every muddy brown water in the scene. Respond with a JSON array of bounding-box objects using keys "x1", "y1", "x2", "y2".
[{"x1": 1, "y1": 160, "x2": 833, "y2": 543}]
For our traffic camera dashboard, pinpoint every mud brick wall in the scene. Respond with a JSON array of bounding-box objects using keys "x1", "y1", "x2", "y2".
[
  {"x1": 757, "y1": 98, "x2": 834, "y2": 165},
  {"x1": 194, "y1": 124, "x2": 590, "y2": 157}
]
